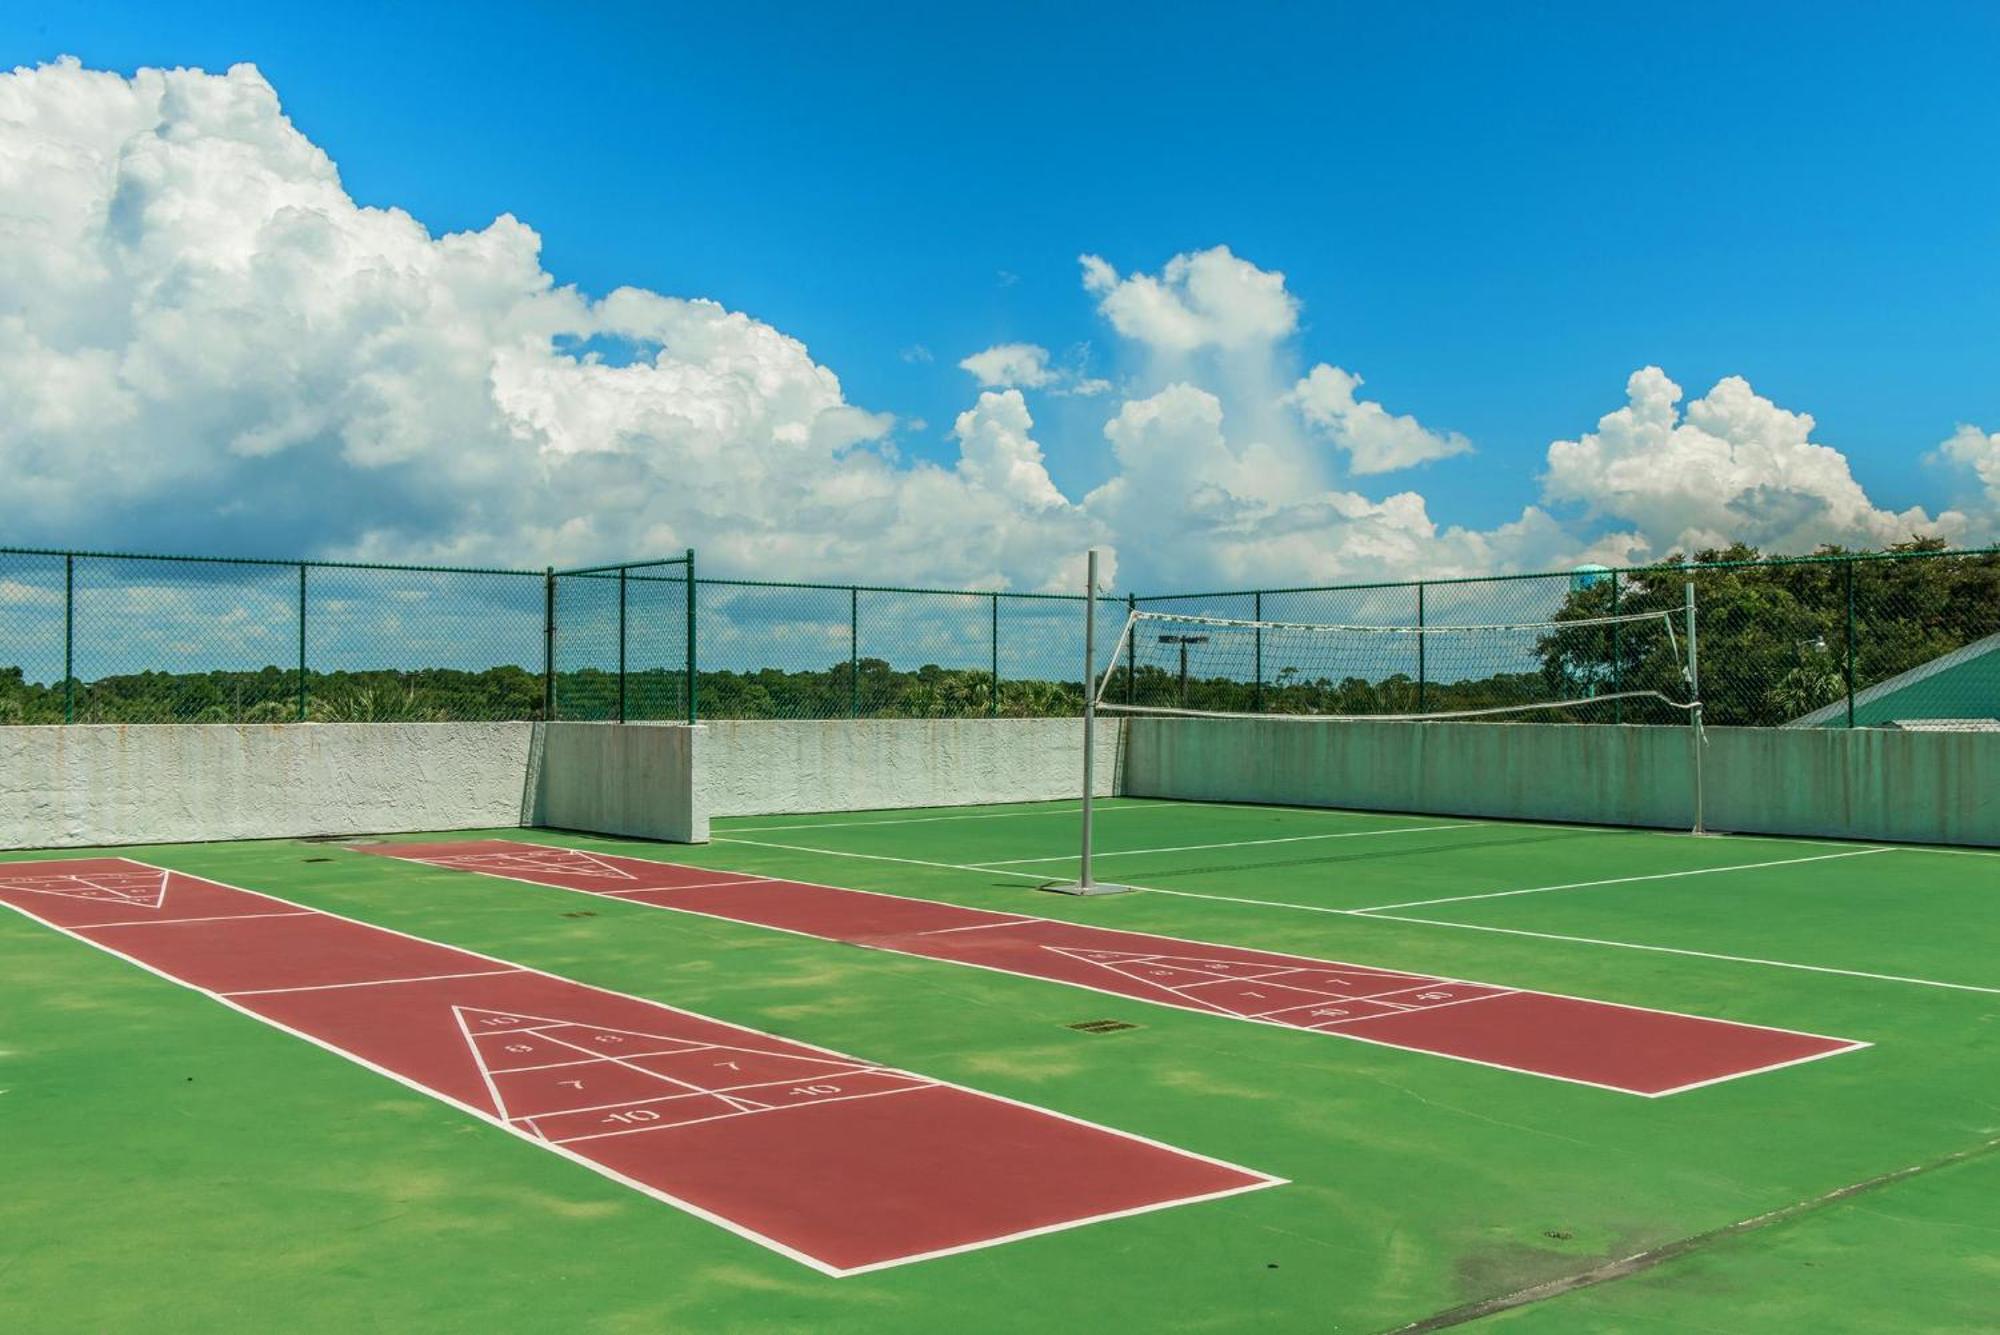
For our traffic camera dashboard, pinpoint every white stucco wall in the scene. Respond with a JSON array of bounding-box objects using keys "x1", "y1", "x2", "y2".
[
  {"x1": 699, "y1": 717, "x2": 1121, "y2": 817},
  {"x1": 0, "y1": 723, "x2": 538, "y2": 850},
  {"x1": 533, "y1": 722, "x2": 707, "y2": 843},
  {"x1": 1123, "y1": 717, "x2": 1999, "y2": 846}
]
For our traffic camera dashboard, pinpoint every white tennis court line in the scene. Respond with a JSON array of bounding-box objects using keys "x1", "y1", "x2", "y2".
[
  {"x1": 1350, "y1": 847, "x2": 1897, "y2": 913},
  {"x1": 714, "y1": 836, "x2": 1056, "y2": 880},
  {"x1": 717, "y1": 802, "x2": 1161, "y2": 834},
  {"x1": 975, "y1": 822, "x2": 1482, "y2": 867},
  {"x1": 1357, "y1": 910, "x2": 2000, "y2": 997},
  {"x1": 703, "y1": 835, "x2": 1993, "y2": 999}
]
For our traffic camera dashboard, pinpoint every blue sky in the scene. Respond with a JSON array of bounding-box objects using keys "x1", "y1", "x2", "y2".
[{"x1": 1, "y1": 2, "x2": 1997, "y2": 587}]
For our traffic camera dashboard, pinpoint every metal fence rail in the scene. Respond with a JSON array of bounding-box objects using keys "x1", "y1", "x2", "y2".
[{"x1": 3, "y1": 542, "x2": 1995, "y2": 727}]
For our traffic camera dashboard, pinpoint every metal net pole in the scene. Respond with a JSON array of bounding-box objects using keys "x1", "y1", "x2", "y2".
[
  {"x1": 1048, "y1": 550, "x2": 1131, "y2": 896},
  {"x1": 1079, "y1": 550, "x2": 1097, "y2": 887},
  {"x1": 1686, "y1": 573, "x2": 1705, "y2": 835}
]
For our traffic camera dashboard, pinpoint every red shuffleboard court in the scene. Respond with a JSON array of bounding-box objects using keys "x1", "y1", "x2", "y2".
[
  {"x1": 358, "y1": 840, "x2": 1870, "y2": 1097},
  {"x1": 0, "y1": 858, "x2": 1280, "y2": 1276}
]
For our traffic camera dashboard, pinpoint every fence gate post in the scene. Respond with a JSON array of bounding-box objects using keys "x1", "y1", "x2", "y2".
[
  {"x1": 849, "y1": 587, "x2": 860, "y2": 718},
  {"x1": 617, "y1": 567, "x2": 628, "y2": 724},
  {"x1": 63, "y1": 553, "x2": 74, "y2": 724},
  {"x1": 683, "y1": 550, "x2": 697, "y2": 725},
  {"x1": 1253, "y1": 591, "x2": 1263, "y2": 713},
  {"x1": 990, "y1": 593, "x2": 1000, "y2": 717},
  {"x1": 297, "y1": 563, "x2": 308, "y2": 722},
  {"x1": 1610, "y1": 570, "x2": 1623, "y2": 724},
  {"x1": 1844, "y1": 559, "x2": 1857, "y2": 728},
  {"x1": 543, "y1": 568, "x2": 556, "y2": 721},
  {"x1": 1416, "y1": 582, "x2": 1427, "y2": 713},
  {"x1": 1124, "y1": 593, "x2": 1137, "y2": 704}
]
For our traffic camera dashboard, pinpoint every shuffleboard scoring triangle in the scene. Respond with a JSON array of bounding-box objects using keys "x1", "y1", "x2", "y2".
[
  {"x1": 430, "y1": 846, "x2": 638, "y2": 881},
  {"x1": 449, "y1": 1004, "x2": 905, "y2": 1134},
  {"x1": 0, "y1": 866, "x2": 169, "y2": 908}
]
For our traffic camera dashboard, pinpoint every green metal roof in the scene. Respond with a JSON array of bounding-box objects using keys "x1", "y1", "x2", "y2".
[{"x1": 1786, "y1": 631, "x2": 2000, "y2": 728}]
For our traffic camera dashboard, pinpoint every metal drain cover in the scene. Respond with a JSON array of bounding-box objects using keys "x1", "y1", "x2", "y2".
[{"x1": 1065, "y1": 1019, "x2": 1141, "y2": 1034}]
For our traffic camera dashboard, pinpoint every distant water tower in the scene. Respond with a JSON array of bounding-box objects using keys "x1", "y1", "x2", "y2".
[{"x1": 1569, "y1": 563, "x2": 1611, "y2": 593}]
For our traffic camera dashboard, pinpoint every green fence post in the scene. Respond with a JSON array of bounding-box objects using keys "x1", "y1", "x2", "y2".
[
  {"x1": 1416, "y1": 582, "x2": 1427, "y2": 713},
  {"x1": 683, "y1": 550, "x2": 697, "y2": 725},
  {"x1": 1253, "y1": 591, "x2": 1263, "y2": 713},
  {"x1": 63, "y1": 553, "x2": 74, "y2": 724},
  {"x1": 543, "y1": 568, "x2": 556, "y2": 721},
  {"x1": 849, "y1": 587, "x2": 860, "y2": 718},
  {"x1": 1844, "y1": 558, "x2": 1857, "y2": 728},
  {"x1": 1610, "y1": 570, "x2": 1623, "y2": 724},
  {"x1": 297, "y1": 563, "x2": 308, "y2": 722},
  {"x1": 989, "y1": 593, "x2": 1000, "y2": 717},
  {"x1": 1124, "y1": 593, "x2": 1136, "y2": 704},
  {"x1": 617, "y1": 566, "x2": 628, "y2": 724}
]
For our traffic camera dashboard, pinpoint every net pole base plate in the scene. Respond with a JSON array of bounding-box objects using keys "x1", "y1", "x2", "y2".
[{"x1": 1042, "y1": 882, "x2": 1136, "y2": 897}]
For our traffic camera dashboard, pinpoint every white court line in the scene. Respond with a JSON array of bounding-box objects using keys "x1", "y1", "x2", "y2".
[
  {"x1": 225, "y1": 968, "x2": 526, "y2": 997},
  {"x1": 1077, "y1": 797, "x2": 1922, "y2": 856},
  {"x1": 976, "y1": 822, "x2": 1481, "y2": 867},
  {"x1": 549, "y1": 1083, "x2": 939, "y2": 1146},
  {"x1": 594, "y1": 879, "x2": 774, "y2": 897},
  {"x1": 506, "y1": 1065, "x2": 893, "y2": 1123},
  {"x1": 476, "y1": 842, "x2": 1869, "y2": 1095},
  {"x1": 1327, "y1": 988, "x2": 1520, "y2": 1022},
  {"x1": 714, "y1": 836, "x2": 1055, "y2": 880},
  {"x1": 83, "y1": 910, "x2": 318, "y2": 929},
  {"x1": 1227, "y1": 976, "x2": 1455, "y2": 1009},
  {"x1": 501, "y1": 1012, "x2": 813, "y2": 1106},
  {"x1": 1351, "y1": 847, "x2": 1897, "y2": 913},
  {"x1": 507, "y1": 1062, "x2": 894, "y2": 1111},
  {"x1": 688, "y1": 835, "x2": 1980, "y2": 1004},
  {"x1": 1358, "y1": 910, "x2": 2000, "y2": 998},
  {"x1": 908, "y1": 917, "x2": 1039, "y2": 936},
  {"x1": 1, "y1": 856, "x2": 1283, "y2": 1278},
  {"x1": 492, "y1": 1047, "x2": 712, "y2": 1074},
  {"x1": 540, "y1": 842, "x2": 1882, "y2": 1040},
  {"x1": 717, "y1": 803, "x2": 1158, "y2": 834},
  {"x1": 1649, "y1": 1045, "x2": 1880, "y2": 1096}
]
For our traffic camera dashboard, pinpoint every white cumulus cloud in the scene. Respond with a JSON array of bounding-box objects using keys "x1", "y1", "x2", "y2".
[
  {"x1": 0, "y1": 58, "x2": 1984, "y2": 608},
  {"x1": 1080, "y1": 246, "x2": 1298, "y2": 353},
  {"x1": 958, "y1": 342, "x2": 1056, "y2": 389},
  {"x1": 1288, "y1": 364, "x2": 1473, "y2": 474},
  {"x1": 1934, "y1": 424, "x2": 2000, "y2": 512},
  {"x1": 0, "y1": 57, "x2": 1101, "y2": 586},
  {"x1": 1542, "y1": 368, "x2": 1966, "y2": 558}
]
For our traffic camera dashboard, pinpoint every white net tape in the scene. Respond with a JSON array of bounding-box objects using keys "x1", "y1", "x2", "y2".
[{"x1": 1093, "y1": 609, "x2": 1697, "y2": 723}]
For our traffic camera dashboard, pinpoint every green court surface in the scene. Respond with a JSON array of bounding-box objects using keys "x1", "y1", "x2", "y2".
[{"x1": 4, "y1": 798, "x2": 1997, "y2": 1332}]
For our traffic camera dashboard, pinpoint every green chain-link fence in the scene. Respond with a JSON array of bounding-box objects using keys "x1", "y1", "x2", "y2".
[
  {"x1": 1136, "y1": 544, "x2": 2000, "y2": 728},
  {"x1": 4, "y1": 542, "x2": 1995, "y2": 727},
  {"x1": 0, "y1": 548, "x2": 547, "y2": 724}
]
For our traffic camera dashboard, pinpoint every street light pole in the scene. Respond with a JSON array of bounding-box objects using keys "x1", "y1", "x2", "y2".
[{"x1": 1158, "y1": 633, "x2": 1209, "y2": 708}]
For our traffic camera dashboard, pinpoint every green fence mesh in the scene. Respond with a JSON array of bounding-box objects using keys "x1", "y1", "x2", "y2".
[{"x1": 3, "y1": 543, "x2": 1995, "y2": 727}]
